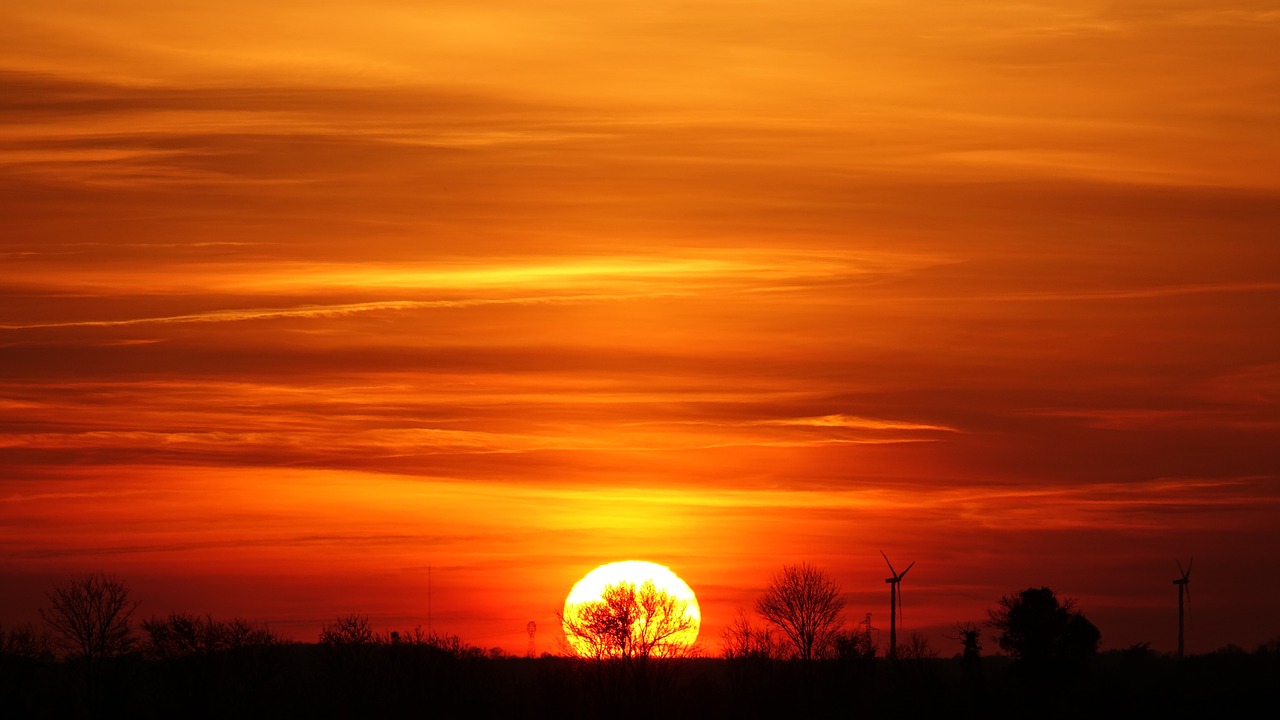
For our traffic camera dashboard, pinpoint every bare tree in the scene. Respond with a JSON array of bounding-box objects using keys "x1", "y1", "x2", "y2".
[
  {"x1": 143, "y1": 613, "x2": 278, "y2": 659},
  {"x1": 220, "y1": 617, "x2": 279, "y2": 650},
  {"x1": 41, "y1": 573, "x2": 139, "y2": 664},
  {"x1": 319, "y1": 614, "x2": 379, "y2": 645},
  {"x1": 560, "y1": 580, "x2": 697, "y2": 662},
  {"x1": 834, "y1": 626, "x2": 877, "y2": 660},
  {"x1": 899, "y1": 631, "x2": 938, "y2": 660},
  {"x1": 561, "y1": 579, "x2": 698, "y2": 711},
  {"x1": 40, "y1": 573, "x2": 139, "y2": 706},
  {"x1": 755, "y1": 563, "x2": 845, "y2": 661},
  {"x1": 952, "y1": 621, "x2": 982, "y2": 663},
  {"x1": 721, "y1": 609, "x2": 780, "y2": 660},
  {"x1": 0, "y1": 622, "x2": 53, "y2": 662},
  {"x1": 949, "y1": 621, "x2": 985, "y2": 704}
]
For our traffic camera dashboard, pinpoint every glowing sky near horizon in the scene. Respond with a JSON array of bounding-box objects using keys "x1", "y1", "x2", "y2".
[{"x1": 2, "y1": 1, "x2": 1279, "y2": 656}]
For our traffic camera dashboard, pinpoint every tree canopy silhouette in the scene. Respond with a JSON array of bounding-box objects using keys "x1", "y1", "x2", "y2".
[
  {"x1": 987, "y1": 586, "x2": 1100, "y2": 671},
  {"x1": 40, "y1": 573, "x2": 140, "y2": 710},
  {"x1": 320, "y1": 614, "x2": 379, "y2": 646},
  {"x1": 143, "y1": 613, "x2": 278, "y2": 659},
  {"x1": 755, "y1": 563, "x2": 845, "y2": 661},
  {"x1": 41, "y1": 573, "x2": 139, "y2": 664},
  {"x1": 560, "y1": 579, "x2": 697, "y2": 661},
  {"x1": 721, "y1": 610, "x2": 781, "y2": 660}
]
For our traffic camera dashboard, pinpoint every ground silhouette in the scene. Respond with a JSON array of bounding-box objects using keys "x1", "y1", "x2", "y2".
[{"x1": 4, "y1": 575, "x2": 1278, "y2": 718}]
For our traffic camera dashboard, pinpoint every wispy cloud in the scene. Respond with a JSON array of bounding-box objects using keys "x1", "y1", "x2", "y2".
[
  {"x1": 0, "y1": 295, "x2": 670, "y2": 330},
  {"x1": 754, "y1": 414, "x2": 958, "y2": 432},
  {"x1": 1023, "y1": 407, "x2": 1280, "y2": 431},
  {"x1": 989, "y1": 281, "x2": 1280, "y2": 303}
]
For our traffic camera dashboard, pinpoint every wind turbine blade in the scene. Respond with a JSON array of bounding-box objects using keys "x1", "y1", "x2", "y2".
[
  {"x1": 1176, "y1": 559, "x2": 1185, "y2": 577},
  {"x1": 881, "y1": 550, "x2": 897, "y2": 576},
  {"x1": 900, "y1": 561, "x2": 916, "y2": 579},
  {"x1": 1186, "y1": 557, "x2": 1193, "y2": 581}
]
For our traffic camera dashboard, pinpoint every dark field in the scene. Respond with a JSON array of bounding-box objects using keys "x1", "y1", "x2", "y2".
[{"x1": 4, "y1": 642, "x2": 1278, "y2": 719}]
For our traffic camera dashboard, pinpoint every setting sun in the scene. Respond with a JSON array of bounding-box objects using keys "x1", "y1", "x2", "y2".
[{"x1": 562, "y1": 561, "x2": 701, "y2": 658}]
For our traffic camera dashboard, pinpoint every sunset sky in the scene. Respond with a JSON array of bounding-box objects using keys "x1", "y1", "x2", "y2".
[{"x1": 3, "y1": 1, "x2": 1279, "y2": 657}]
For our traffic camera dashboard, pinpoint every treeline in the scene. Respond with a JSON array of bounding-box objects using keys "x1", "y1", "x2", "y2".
[
  {"x1": 4, "y1": 572, "x2": 1280, "y2": 719},
  {"x1": 5, "y1": 629, "x2": 1280, "y2": 719}
]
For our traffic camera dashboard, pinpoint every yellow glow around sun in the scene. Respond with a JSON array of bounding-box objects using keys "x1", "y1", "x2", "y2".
[{"x1": 562, "y1": 560, "x2": 701, "y2": 657}]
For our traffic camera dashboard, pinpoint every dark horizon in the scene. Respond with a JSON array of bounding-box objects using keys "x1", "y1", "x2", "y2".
[{"x1": 7, "y1": 582, "x2": 1279, "y2": 720}]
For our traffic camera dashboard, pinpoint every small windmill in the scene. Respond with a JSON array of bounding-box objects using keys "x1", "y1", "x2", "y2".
[
  {"x1": 1173, "y1": 558, "x2": 1192, "y2": 658},
  {"x1": 881, "y1": 550, "x2": 916, "y2": 659}
]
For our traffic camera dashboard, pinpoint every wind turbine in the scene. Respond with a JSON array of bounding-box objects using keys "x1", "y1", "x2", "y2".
[
  {"x1": 1174, "y1": 558, "x2": 1192, "y2": 658},
  {"x1": 881, "y1": 550, "x2": 915, "y2": 659}
]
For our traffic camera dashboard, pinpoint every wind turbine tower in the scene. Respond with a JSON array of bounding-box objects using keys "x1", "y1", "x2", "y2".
[
  {"x1": 881, "y1": 551, "x2": 916, "y2": 659},
  {"x1": 1174, "y1": 558, "x2": 1192, "y2": 658}
]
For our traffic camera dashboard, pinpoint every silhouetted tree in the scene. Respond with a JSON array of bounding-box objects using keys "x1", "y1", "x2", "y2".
[
  {"x1": 419, "y1": 630, "x2": 485, "y2": 658},
  {"x1": 987, "y1": 586, "x2": 1099, "y2": 673},
  {"x1": 0, "y1": 622, "x2": 53, "y2": 662},
  {"x1": 219, "y1": 617, "x2": 279, "y2": 649},
  {"x1": 1256, "y1": 636, "x2": 1280, "y2": 655},
  {"x1": 319, "y1": 614, "x2": 379, "y2": 645},
  {"x1": 143, "y1": 613, "x2": 278, "y2": 659},
  {"x1": 899, "y1": 631, "x2": 938, "y2": 660},
  {"x1": 953, "y1": 621, "x2": 982, "y2": 663},
  {"x1": 316, "y1": 613, "x2": 391, "y2": 714},
  {"x1": 144, "y1": 613, "x2": 217, "y2": 659},
  {"x1": 755, "y1": 563, "x2": 845, "y2": 661},
  {"x1": 560, "y1": 580, "x2": 698, "y2": 716},
  {"x1": 41, "y1": 573, "x2": 139, "y2": 663},
  {"x1": 560, "y1": 580, "x2": 697, "y2": 662},
  {"x1": 833, "y1": 627, "x2": 877, "y2": 661},
  {"x1": 40, "y1": 573, "x2": 139, "y2": 708},
  {"x1": 721, "y1": 609, "x2": 781, "y2": 659},
  {"x1": 952, "y1": 621, "x2": 984, "y2": 705},
  {"x1": 0, "y1": 623, "x2": 55, "y2": 718}
]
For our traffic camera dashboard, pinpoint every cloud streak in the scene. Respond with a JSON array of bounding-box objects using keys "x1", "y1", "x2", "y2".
[{"x1": 0, "y1": 294, "x2": 675, "y2": 330}]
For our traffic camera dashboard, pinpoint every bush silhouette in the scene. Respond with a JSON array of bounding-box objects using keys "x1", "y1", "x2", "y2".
[{"x1": 988, "y1": 587, "x2": 1100, "y2": 670}]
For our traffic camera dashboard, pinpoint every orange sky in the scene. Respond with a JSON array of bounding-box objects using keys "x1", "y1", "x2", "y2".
[{"x1": 3, "y1": 1, "x2": 1279, "y2": 656}]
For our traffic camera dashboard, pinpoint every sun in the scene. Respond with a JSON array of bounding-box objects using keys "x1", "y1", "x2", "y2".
[{"x1": 562, "y1": 560, "x2": 701, "y2": 657}]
